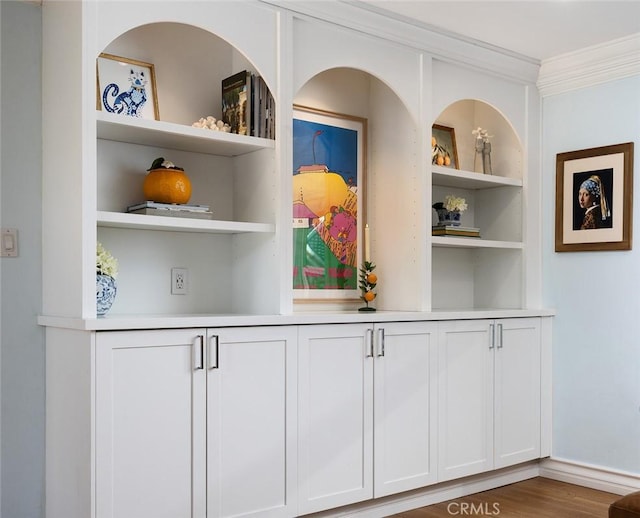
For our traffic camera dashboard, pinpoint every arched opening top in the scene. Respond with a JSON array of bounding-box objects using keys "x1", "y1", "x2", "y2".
[{"x1": 434, "y1": 99, "x2": 523, "y2": 179}]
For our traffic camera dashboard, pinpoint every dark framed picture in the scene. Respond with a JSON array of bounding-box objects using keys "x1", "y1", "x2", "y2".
[
  {"x1": 292, "y1": 105, "x2": 367, "y2": 301},
  {"x1": 555, "y1": 142, "x2": 634, "y2": 252},
  {"x1": 432, "y1": 124, "x2": 459, "y2": 169},
  {"x1": 96, "y1": 53, "x2": 159, "y2": 120}
]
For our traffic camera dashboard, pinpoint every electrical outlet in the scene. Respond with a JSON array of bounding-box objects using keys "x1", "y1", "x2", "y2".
[{"x1": 171, "y1": 268, "x2": 188, "y2": 295}]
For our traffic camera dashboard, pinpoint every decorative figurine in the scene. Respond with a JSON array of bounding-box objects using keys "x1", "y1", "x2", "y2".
[
  {"x1": 472, "y1": 127, "x2": 493, "y2": 174},
  {"x1": 358, "y1": 261, "x2": 378, "y2": 312}
]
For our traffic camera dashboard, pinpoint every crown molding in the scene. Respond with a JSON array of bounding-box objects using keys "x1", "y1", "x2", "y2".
[
  {"x1": 260, "y1": 0, "x2": 540, "y2": 84},
  {"x1": 538, "y1": 33, "x2": 640, "y2": 97}
]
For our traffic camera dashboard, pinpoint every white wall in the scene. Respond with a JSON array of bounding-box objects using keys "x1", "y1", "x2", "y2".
[
  {"x1": 1, "y1": 2, "x2": 45, "y2": 517},
  {"x1": 542, "y1": 75, "x2": 640, "y2": 474}
]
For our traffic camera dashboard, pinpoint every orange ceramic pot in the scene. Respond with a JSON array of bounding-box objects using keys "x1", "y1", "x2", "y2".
[{"x1": 143, "y1": 168, "x2": 192, "y2": 204}]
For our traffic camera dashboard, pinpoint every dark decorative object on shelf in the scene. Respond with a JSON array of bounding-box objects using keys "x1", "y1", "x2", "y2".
[
  {"x1": 433, "y1": 195, "x2": 468, "y2": 227},
  {"x1": 433, "y1": 205, "x2": 462, "y2": 227}
]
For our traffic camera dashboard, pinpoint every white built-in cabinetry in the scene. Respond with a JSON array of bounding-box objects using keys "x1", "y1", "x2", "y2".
[
  {"x1": 42, "y1": 0, "x2": 541, "y2": 319},
  {"x1": 47, "y1": 317, "x2": 547, "y2": 518},
  {"x1": 437, "y1": 318, "x2": 541, "y2": 482},
  {"x1": 94, "y1": 326, "x2": 296, "y2": 518},
  {"x1": 41, "y1": 1, "x2": 551, "y2": 517},
  {"x1": 297, "y1": 322, "x2": 437, "y2": 514}
]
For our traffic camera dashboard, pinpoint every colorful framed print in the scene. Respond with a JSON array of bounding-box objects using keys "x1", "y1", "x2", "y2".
[
  {"x1": 292, "y1": 105, "x2": 367, "y2": 301},
  {"x1": 432, "y1": 124, "x2": 459, "y2": 169},
  {"x1": 96, "y1": 53, "x2": 159, "y2": 120},
  {"x1": 555, "y1": 142, "x2": 633, "y2": 252}
]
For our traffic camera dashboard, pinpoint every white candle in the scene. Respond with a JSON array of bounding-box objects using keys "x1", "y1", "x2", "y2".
[{"x1": 364, "y1": 224, "x2": 371, "y2": 262}]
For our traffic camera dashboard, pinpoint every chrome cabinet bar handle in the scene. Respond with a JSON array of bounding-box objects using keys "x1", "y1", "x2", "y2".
[
  {"x1": 497, "y1": 323, "x2": 503, "y2": 349},
  {"x1": 377, "y1": 328, "x2": 385, "y2": 357},
  {"x1": 194, "y1": 335, "x2": 204, "y2": 370},
  {"x1": 209, "y1": 335, "x2": 219, "y2": 369},
  {"x1": 489, "y1": 323, "x2": 495, "y2": 349},
  {"x1": 365, "y1": 328, "x2": 374, "y2": 358}
]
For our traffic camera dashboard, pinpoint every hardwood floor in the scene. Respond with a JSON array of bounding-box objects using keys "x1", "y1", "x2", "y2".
[{"x1": 390, "y1": 477, "x2": 619, "y2": 518}]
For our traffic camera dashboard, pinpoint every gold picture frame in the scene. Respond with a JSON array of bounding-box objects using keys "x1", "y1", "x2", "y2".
[
  {"x1": 555, "y1": 142, "x2": 633, "y2": 252},
  {"x1": 96, "y1": 53, "x2": 160, "y2": 120},
  {"x1": 432, "y1": 124, "x2": 459, "y2": 169}
]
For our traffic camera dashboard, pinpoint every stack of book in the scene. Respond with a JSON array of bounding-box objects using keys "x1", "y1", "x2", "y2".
[
  {"x1": 127, "y1": 201, "x2": 214, "y2": 220},
  {"x1": 221, "y1": 70, "x2": 275, "y2": 139},
  {"x1": 432, "y1": 225, "x2": 480, "y2": 238}
]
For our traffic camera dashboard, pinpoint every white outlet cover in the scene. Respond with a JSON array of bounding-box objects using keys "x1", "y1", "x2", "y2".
[{"x1": 171, "y1": 267, "x2": 188, "y2": 295}]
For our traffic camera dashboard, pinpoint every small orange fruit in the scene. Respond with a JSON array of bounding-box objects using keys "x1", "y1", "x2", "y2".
[
  {"x1": 436, "y1": 155, "x2": 445, "y2": 166},
  {"x1": 144, "y1": 168, "x2": 192, "y2": 204},
  {"x1": 364, "y1": 291, "x2": 376, "y2": 302},
  {"x1": 366, "y1": 273, "x2": 378, "y2": 284},
  {"x1": 444, "y1": 156, "x2": 451, "y2": 166},
  {"x1": 431, "y1": 136, "x2": 437, "y2": 147}
]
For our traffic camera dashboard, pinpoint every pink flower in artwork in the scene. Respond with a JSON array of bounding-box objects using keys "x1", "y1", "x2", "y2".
[{"x1": 328, "y1": 211, "x2": 357, "y2": 242}]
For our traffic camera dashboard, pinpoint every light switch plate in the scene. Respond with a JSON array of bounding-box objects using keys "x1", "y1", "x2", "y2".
[{"x1": 1, "y1": 228, "x2": 18, "y2": 257}]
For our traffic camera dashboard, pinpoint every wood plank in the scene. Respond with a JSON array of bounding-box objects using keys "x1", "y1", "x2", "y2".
[{"x1": 390, "y1": 478, "x2": 619, "y2": 518}]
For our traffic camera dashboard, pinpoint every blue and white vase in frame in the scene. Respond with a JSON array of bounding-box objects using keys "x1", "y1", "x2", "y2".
[{"x1": 96, "y1": 274, "x2": 117, "y2": 316}]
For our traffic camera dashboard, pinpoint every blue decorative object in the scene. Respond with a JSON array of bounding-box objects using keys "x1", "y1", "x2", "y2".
[
  {"x1": 436, "y1": 209, "x2": 462, "y2": 227},
  {"x1": 96, "y1": 274, "x2": 117, "y2": 316},
  {"x1": 102, "y1": 69, "x2": 148, "y2": 117}
]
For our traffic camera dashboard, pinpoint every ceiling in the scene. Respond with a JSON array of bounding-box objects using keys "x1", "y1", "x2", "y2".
[{"x1": 356, "y1": 1, "x2": 640, "y2": 61}]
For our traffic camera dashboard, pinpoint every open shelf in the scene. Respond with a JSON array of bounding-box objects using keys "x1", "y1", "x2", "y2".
[
  {"x1": 431, "y1": 236, "x2": 523, "y2": 249},
  {"x1": 432, "y1": 165, "x2": 522, "y2": 189},
  {"x1": 97, "y1": 211, "x2": 274, "y2": 234},
  {"x1": 97, "y1": 111, "x2": 275, "y2": 157},
  {"x1": 431, "y1": 96, "x2": 525, "y2": 310}
]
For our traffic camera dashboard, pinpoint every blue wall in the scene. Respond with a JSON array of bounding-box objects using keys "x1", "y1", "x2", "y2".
[
  {"x1": 1, "y1": 2, "x2": 45, "y2": 517},
  {"x1": 542, "y1": 75, "x2": 640, "y2": 473}
]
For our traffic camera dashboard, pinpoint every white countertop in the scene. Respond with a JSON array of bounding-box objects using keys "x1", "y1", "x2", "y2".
[{"x1": 38, "y1": 308, "x2": 556, "y2": 331}]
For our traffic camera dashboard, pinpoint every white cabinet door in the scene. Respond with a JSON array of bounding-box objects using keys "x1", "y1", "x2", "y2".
[
  {"x1": 373, "y1": 321, "x2": 438, "y2": 496},
  {"x1": 95, "y1": 329, "x2": 207, "y2": 518},
  {"x1": 206, "y1": 326, "x2": 297, "y2": 518},
  {"x1": 438, "y1": 318, "x2": 542, "y2": 482},
  {"x1": 437, "y1": 320, "x2": 494, "y2": 482},
  {"x1": 494, "y1": 318, "x2": 541, "y2": 468},
  {"x1": 297, "y1": 323, "x2": 374, "y2": 514}
]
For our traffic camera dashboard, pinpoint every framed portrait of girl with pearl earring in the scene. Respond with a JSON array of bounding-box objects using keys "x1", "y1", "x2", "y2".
[{"x1": 555, "y1": 142, "x2": 634, "y2": 252}]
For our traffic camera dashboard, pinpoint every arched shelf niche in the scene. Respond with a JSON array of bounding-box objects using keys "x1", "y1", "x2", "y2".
[
  {"x1": 434, "y1": 99, "x2": 522, "y2": 179},
  {"x1": 99, "y1": 22, "x2": 271, "y2": 128},
  {"x1": 293, "y1": 67, "x2": 424, "y2": 312}
]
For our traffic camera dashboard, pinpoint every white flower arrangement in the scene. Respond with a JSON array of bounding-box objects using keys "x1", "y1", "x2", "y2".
[
  {"x1": 97, "y1": 242, "x2": 118, "y2": 278},
  {"x1": 472, "y1": 126, "x2": 492, "y2": 142},
  {"x1": 444, "y1": 195, "x2": 468, "y2": 212}
]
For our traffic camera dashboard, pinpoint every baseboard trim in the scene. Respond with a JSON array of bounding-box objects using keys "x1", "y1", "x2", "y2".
[
  {"x1": 303, "y1": 459, "x2": 640, "y2": 517},
  {"x1": 306, "y1": 462, "x2": 540, "y2": 517},
  {"x1": 540, "y1": 458, "x2": 640, "y2": 496}
]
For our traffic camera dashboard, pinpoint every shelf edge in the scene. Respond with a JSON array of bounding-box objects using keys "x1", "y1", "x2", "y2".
[{"x1": 97, "y1": 211, "x2": 275, "y2": 234}]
